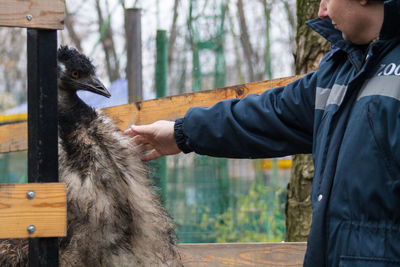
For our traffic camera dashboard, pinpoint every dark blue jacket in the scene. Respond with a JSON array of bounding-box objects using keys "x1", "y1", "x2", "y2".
[{"x1": 174, "y1": 1, "x2": 400, "y2": 266}]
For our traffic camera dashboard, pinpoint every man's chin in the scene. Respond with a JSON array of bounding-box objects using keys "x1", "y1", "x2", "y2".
[
  {"x1": 342, "y1": 33, "x2": 371, "y2": 45},
  {"x1": 342, "y1": 33, "x2": 357, "y2": 44}
]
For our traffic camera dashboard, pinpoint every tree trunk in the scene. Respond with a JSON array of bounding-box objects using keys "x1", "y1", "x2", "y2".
[
  {"x1": 226, "y1": 0, "x2": 245, "y2": 83},
  {"x1": 285, "y1": 0, "x2": 330, "y2": 242},
  {"x1": 295, "y1": 0, "x2": 330, "y2": 74},
  {"x1": 260, "y1": 0, "x2": 272, "y2": 80},
  {"x1": 64, "y1": 7, "x2": 83, "y2": 52},
  {"x1": 168, "y1": 0, "x2": 180, "y2": 70},
  {"x1": 95, "y1": 0, "x2": 120, "y2": 82},
  {"x1": 237, "y1": 0, "x2": 255, "y2": 81}
]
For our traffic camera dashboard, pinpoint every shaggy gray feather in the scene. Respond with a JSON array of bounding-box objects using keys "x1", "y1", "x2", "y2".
[{"x1": 0, "y1": 46, "x2": 182, "y2": 267}]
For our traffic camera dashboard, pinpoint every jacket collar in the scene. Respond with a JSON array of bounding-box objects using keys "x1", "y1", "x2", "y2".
[
  {"x1": 306, "y1": 18, "x2": 366, "y2": 69},
  {"x1": 306, "y1": 18, "x2": 350, "y2": 51},
  {"x1": 380, "y1": 0, "x2": 400, "y2": 40}
]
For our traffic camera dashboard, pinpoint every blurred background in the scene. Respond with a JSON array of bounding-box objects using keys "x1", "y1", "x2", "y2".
[{"x1": 0, "y1": 0, "x2": 297, "y2": 243}]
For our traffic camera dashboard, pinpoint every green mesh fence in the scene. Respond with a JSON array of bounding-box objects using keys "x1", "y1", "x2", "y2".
[
  {"x1": 0, "y1": 151, "x2": 290, "y2": 243},
  {"x1": 0, "y1": 151, "x2": 27, "y2": 184},
  {"x1": 163, "y1": 154, "x2": 290, "y2": 243}
]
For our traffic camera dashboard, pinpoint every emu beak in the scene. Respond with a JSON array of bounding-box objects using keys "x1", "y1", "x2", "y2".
[{"x1": 81, "y1": 76, "x2": 111, "y2": 98}]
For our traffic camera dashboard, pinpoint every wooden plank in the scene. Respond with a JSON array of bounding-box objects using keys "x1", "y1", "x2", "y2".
[
  {"x1": 0, "y1": 122, "x2": 27, "y2": 153},
  {"x1": 0, "y1": 183, "x2": 66, "y2": 239},
  {"x1": 104, "y1": 75, "x2": 303, "y2": 130},
  {"x1": 0, "y1": 75, "x2": 302, "y2": 153},
  {"x1": 178, "y1": 242, "x2": 307, "y2": 267},
  {"x1": 0, "y1": 0, "x2": 65, "y2": 30}
]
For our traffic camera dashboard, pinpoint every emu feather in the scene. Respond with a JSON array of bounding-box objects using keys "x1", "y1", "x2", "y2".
[{"x1": 0, "y1": 46, "x2": 182, "y2": 267}]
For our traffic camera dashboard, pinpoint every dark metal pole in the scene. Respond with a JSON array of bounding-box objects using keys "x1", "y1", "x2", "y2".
[
  {"x1": 27, "y1": 29, "x2": 59, "y2": 267},
  {"x1": 125, "y1": 8, "x2": 143, "y2": 102}
]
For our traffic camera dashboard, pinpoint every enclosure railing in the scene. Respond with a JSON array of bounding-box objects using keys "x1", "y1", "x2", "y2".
[
  {"x1": 0, "y1": 0, "x2": 306, "y2": 265},
  {"x1": 0, "y1": 75, "x2": 302, "y2": 153},
  {"x1": 1, "y1": 0, "x2": 66, "y2": 266}
]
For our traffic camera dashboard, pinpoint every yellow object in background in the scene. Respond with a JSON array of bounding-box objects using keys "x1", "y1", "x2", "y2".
[
  {"x1": 258, "y1": 158, "x2": 292, "y2": 170},
  {"x1": 0, "y1": 113, "x2": 27, "y2": 124}
]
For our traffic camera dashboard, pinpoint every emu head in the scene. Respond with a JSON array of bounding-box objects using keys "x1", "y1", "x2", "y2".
[{"x1": 57, "y1": 46, "x2": 111, "y2": 98}]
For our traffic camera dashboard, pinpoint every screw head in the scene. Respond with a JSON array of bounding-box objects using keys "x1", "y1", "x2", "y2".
[
  {"x1": 26, "y1": 190, "x2": 35, "y2": 200},
  {"x1": 27, "y1": 225, "x2": 36, "y2": 234},
  {"x1": 26, "y1": 14, "x2": 33, "y2": 21}
]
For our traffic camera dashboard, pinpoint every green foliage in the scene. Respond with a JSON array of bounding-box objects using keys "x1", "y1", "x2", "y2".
[{"x1": 199, "y1": 180, "x2": 287, "y2": 243}]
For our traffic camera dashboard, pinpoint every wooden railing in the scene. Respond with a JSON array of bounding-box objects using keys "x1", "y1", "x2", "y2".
[
  {"x1": 0, "y1": 75, "x2": 302, "y2": 153},
  {"x1": 0, "y1": 0, "x2": 64, "y2": 29},
  {"x1": 0, "y1": 183, "x2": 66, "y2": 238},
  {"x1": 179, "y1": 242, "x2": 307, "y2": 266},
  {"x1": 0, "y1": 0, "x2": 307, "y2": 264},
  {"x1": 1, "y1": 0, "x2": 66, "y2": 265}
]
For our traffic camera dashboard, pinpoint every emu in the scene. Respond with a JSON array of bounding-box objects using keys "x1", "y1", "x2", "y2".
[{"x1": 0, "y1": 46, "x2": 182, "y2": 267}]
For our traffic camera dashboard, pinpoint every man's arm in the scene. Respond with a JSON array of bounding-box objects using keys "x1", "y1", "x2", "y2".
[
  {"x1": 125, "y1": 72, "x2": 318, "y2": 160},
  {"x1": 174, "y1": 72, "x2": 317, "y2": 158}
]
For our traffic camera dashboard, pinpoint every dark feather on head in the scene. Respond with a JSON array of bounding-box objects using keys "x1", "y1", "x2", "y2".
[{"x1": 57, "y1": 45, "x2": 96, "y2": 76}]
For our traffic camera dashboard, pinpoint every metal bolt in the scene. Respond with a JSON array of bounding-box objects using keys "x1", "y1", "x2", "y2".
[
  {"x1": 27, "y1": 225, "x2": 36, "y2": 234},
  {"x1": 26, "y1": 14, "x2": 33, "y2": 21},
  {"x1": 26, "y1": 190, "x2": 35, "y2": 200}
]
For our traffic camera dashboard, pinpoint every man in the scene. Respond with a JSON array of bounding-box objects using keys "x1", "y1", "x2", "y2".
[{"x1": 125, "y1": 0, "x2": 400, "y2": 266}]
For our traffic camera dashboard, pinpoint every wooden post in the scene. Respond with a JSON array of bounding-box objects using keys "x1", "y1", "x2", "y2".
[
  {"x1": 27, "y1": 29, "x2": 59, "y2": 267},
  {"x1": 125, "y1": 8, "x2": 143, "y2": 102}
]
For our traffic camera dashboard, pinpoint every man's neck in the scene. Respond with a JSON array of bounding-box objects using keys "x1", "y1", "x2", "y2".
[{"x1": 362, "y1": 1, "x2": 384, "y2": 43}]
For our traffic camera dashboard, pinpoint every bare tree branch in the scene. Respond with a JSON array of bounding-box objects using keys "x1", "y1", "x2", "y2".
[
  {"x1": 95, "y1": 0, "x2": 120, "y2": 82},
  {"x1": 281, "y1": 0, "x2": 297, "y2": 61},
  {"x1": 64, "y1": 7, "x2": 83, "y2": 52},
  {"x1": 226, "y1": 0, "x2": 245, "y2": 83},
  {"x1": 0, "y1": 28, "x2": 26, "y2": 104},
  {"x1": 237, "y1": 0, "x2": 255, "y2": 81},
  {"x1": 168, "y1": 0, "x2": 180, "y2": 70},
  {"x1": 260, "y1": 0, "x2": 273, "y2": 79}
]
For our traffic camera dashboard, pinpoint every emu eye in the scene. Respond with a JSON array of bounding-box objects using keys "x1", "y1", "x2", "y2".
[{"x1": 71, "y1": 71, "x2": 79, "y2": 79}]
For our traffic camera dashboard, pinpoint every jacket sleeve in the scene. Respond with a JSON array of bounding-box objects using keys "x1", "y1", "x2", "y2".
[{"x1": 174, "y1": 72, "x2": 317, "y2": 158}]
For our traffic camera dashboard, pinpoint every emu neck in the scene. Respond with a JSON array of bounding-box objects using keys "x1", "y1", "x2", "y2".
[{"x1": 58, "y1": 90, "x2": 97, "y2": 135}]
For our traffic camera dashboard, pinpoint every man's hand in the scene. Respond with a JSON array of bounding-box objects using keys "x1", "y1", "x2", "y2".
[{"x1": 124, "y1": 120, "x2": 182, "y2": 161}]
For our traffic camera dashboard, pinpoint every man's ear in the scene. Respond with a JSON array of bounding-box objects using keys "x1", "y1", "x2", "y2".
[{"x1": 360, "y1": 0, "x2": 368, "y2": 6}]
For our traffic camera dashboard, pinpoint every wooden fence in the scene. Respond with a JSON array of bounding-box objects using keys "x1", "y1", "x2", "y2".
[
  {"x1": 179, "y1": 242, "x2": 306, "y2": 266},
  {"x1": 0, "y1": 75, "x2": 302, "y2": 153},
  {"x1": 0, "y1": 1, "x2": 307, "y2": 265},
  {"x1": 1, "y1": 0, "x2": 65, "y2": 265}
]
